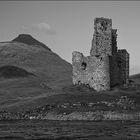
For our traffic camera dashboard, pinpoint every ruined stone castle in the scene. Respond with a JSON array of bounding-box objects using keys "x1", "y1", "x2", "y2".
[{"x1": 72, "y1": 17, "x2": 129, "y2": 91}]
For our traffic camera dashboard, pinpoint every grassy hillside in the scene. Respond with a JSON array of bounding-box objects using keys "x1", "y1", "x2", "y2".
[{"x1": 0, "y1": 34, "x2": 72, "y2": 112}]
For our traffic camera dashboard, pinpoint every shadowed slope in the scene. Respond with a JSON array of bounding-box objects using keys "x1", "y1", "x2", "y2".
[{"x1": 0, "y1": 65, "x2": 34, "y2": 78}]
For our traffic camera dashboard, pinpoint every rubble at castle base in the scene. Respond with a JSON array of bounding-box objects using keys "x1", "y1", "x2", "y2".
[{"x1": 72, "y1": 17, "x2": 129, "y2": 91}]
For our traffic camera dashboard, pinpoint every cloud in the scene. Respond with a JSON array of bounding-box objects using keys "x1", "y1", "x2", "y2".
[{"x1": 31, "y1": 22, "x2": 56, "y2": 35}]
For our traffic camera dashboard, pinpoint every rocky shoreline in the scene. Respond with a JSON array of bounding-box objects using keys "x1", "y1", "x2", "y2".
[
  {"x1": 0, "y1": 110, "x2": 140, "y2": 121},
  {"x1": 39, "y1": 111, "x2": 140, "y2": 121},
  {"x1": 0, "y1": 95, "x2": 139, "y2": 121}
]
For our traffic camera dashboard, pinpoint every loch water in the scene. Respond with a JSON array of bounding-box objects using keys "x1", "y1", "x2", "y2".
[{"x1": 0, "y1": 120, "x2": 140, "y2": 140}]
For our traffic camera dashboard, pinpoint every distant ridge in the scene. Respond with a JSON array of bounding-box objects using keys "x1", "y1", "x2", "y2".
[
  {"x1": 12, "y1": 34, "x2": 51, "y2": 51},
  {"x1": 130, "y1": 73, "x2": 140, "y2": 78}
]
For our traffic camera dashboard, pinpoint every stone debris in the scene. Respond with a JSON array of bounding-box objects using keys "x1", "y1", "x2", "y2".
[
  {"x1": 0, "y1": 97, "x2": 137, "y2": 121},
  {"x1": 72, "y1": 17, "x2": 129, "y2": 91}
]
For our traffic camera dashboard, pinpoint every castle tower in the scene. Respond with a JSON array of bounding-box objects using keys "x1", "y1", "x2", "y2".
[
  {"x1": 72, "y1": 17, "x2": 129, "y2": 91},
  {"x1": 72, "y1": 18, "x2": 112, "y2": 91},
  {"x1": 90, "y1": 17, "x2": 112, "y2": 56}
]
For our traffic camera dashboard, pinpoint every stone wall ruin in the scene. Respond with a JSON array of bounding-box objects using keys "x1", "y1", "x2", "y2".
[
  {"x1": 72, "y1": 17, "x2": 129, "y2": 91},
  {"x1": 118, "y1": 49, "x2": 129, "y2": 84}
]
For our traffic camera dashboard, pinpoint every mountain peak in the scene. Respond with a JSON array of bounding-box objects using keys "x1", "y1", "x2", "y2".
[
  {"x1": 17, "y1": 34, "x2": 33, "y2": 39},
  {"x1": 12, "y1": 34, "x2": 51, "y2": 51}
]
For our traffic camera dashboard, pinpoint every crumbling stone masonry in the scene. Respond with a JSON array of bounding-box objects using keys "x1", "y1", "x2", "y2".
[{"x1": 72, "y1": 17, "x2": 129, "y2": 91}]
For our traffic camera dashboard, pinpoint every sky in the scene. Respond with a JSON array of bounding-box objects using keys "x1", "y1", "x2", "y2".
[{"x1": 0, "y1": 1, "x2": 140, "y2": 75}]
